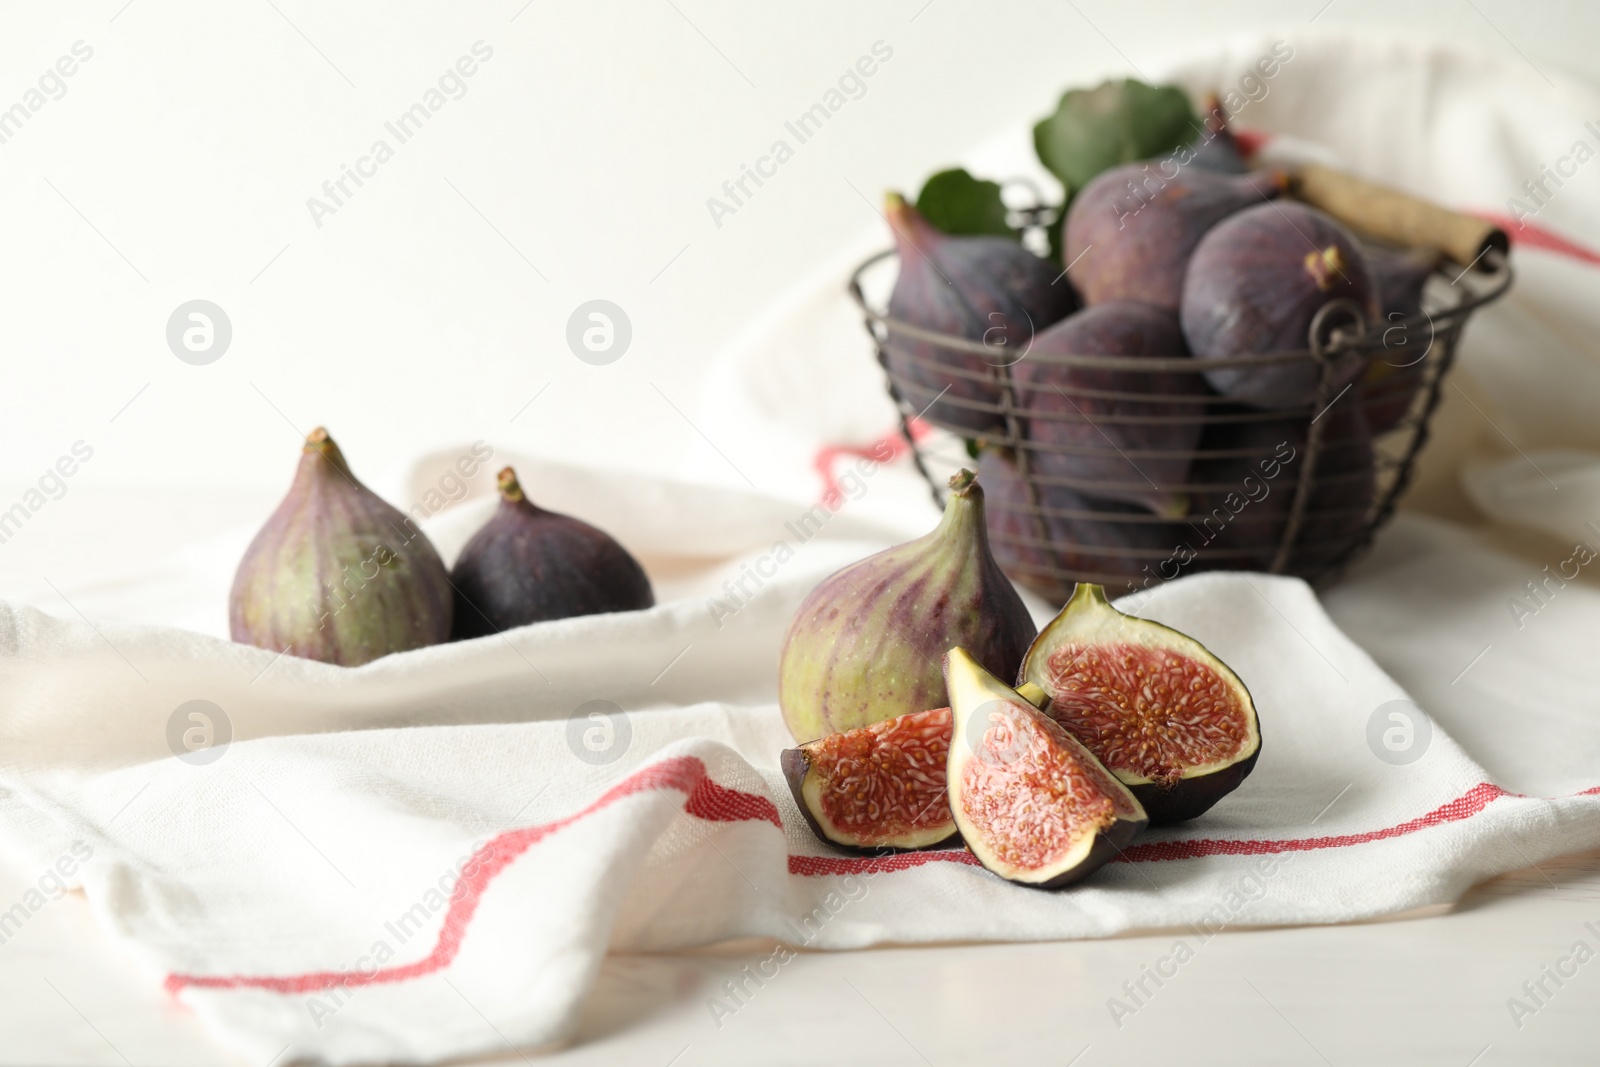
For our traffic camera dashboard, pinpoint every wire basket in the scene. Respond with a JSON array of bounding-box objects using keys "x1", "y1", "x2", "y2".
[{"x1": 850, "y1": 195, "x2": 1513, "y2": 603}]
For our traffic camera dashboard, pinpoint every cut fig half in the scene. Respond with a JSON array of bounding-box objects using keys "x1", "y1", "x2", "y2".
[
  {"x1": 782, "y1": 685, "x2": 1053, "y2": 853},
  {"x1": 1019, "y1": 583, "x2": 1261, "y2": 824},
  {"x1": 945, "y1": 648, "x2": 1147, "y2": 888}
]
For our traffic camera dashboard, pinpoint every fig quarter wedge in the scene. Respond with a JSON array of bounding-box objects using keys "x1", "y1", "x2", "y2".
[
  {"x1": 946, "y1": 648, "x2": 1147, "y2": 888},
  {"x1": 782, "y1": 707, "x2": 959, "y2": 852},
  {"x1": 1019, "y1": 583, "x2": 1261, "y2": 824},
  {"x1": 782, "y1": 683, "x2": 1052, "y2": 853}
]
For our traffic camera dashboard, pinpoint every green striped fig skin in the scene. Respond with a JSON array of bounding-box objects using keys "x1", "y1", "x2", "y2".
[
  {"x1": 778, "y1": 469, "x2": 1037, "y2": 742},
  {"x1": 229, "y1": 428, "x2": 452, "y2": 666}
]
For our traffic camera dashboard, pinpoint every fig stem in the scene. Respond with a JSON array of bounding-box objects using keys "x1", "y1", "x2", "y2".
[
  {"x1": 883, "y1": 190, "x2": 940, "y2": 256},
  {"x1": 947, "y1": 468, "x2": 978, "y2": 495},
  {"x1": 1305, "y1": 245, "x2": 1348, "y2": 291},
  {"x1": 496, "y1": 466, "x2": 525, "y2": 503},
  {"x1": 1157, "y1": 492, "x2": 1191, "y2": 519},
  {"x1": 932, "y1": 468, "x2": 985, "y2": 546},
  {"x1": 303, "y1": 427, "x2": 352, "y2": 478}
]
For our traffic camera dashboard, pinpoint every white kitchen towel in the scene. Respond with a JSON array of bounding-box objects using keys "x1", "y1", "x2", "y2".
[
  {"x1": 1463, "y1": 450, "x2": 1600, "y2": 548},
  {"x1": 5, "y1": 29, "x2": 1600, "y2": 1067},
  {"x1": 2, "y1": 564, "x2": 1600, "y2": 1065}
]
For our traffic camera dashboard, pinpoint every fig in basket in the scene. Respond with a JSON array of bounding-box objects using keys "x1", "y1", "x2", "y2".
[
  {"x1": 1358, "y1": 245, "x2": 1440, "y2": 434},
  {"x1": 1014, "y1": 301, "x2": 1207, "y2": 518},
  {"x1": 883, "y1": 193, "x2": 1077, "y2": 434},
  {"x1": 230, "y1": 427, "x2": 453, "y2": 666},
  {"x1": 1187, "y1": 93, "x2": 1251, "y2": 175},
  {"x1": 1181, "y1": 201, "x2": 1379, "y2": 408},
  {"x1": 782, "y1": 682, "x2": 1053, "y2": 852},
  {"x1": 946, "y1": 647, "x2": 1147, "y2": 888},
  {"x1": 1019, "y1": 583, "x2": 1261, "y2": 824},
  {"x1": 1064, "y1": 164, "x2": 1284, "y2": 310},
  {"x1": 977, "y1": 448, "x2": 1184, "y2": 602},
  {"x1": 1185, "y1": 403, "x2": 1376, "y2": 573},
  {"x1": 449, "y1": 466, "x2": 653, "y2": 639},
  {"x1": 778, "y1": 468, "x2": 1036, "y2": 742}
]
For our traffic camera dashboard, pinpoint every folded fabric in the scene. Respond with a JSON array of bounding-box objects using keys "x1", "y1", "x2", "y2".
[
  {"x1": 1464, "y1": 450, "x2": 1600, "y2": 547},
  {"x1": 1, "y1": 564, "x2": 1597, "y2": 1064}
]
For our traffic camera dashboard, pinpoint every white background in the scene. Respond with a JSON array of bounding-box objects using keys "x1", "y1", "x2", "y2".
[{"x1": 1, "y1": 0, "x2": 1597, "y2": 496}]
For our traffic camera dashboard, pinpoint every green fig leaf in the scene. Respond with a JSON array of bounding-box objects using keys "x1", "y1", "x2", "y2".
[
  {"x1": 915, "y1": 168, "x2": 1017, "y2": 239},
  {"x1": 1032, "y1": 79, "x2": 1200, "y2": 196}
]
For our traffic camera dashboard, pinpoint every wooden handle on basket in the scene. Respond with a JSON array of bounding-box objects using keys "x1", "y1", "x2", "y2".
[{"x1": 1290, "y1": 163, "x2": 1507, "y2": 270}]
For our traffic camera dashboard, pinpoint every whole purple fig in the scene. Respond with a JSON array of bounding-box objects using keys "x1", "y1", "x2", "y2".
[
  {"x1": 1185, "y1": 402, "x2": 1375, "y2": 571},
  {"x1": 884, "y1": 193, "x2": 1077, "y2": 434},
  {"x1": 449, "y1": 467, "x2": 653, "y2": 639},
  {"x1": 778, "y1": 468, "x2": 1036, "y2": 742},
  {"x1": 1064, "y1": 164, "x2": 1283, "y2": 310},
  {"x1": 1188, "y1": 94, "x2": 1250, "y2": 174},
  {"x1": 1181, "y1": 201, "x2": 1380, "y2": 408},
  {"x1": 230, "y1": 427, "x2": 453, "y2": 666},
  {"x1": 977, "y1": 449, "x2": 1182, "y2": 602},
  {"x1": 1359, "y1": 246, "x2": 1439, "y2": 433},
  {"x1": 1014, "y1": 301, "x2": 1206, "y2": 517}
]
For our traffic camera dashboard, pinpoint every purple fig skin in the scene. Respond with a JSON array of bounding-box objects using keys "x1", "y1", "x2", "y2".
[
  {"x1": 1185, "y1": 402, "x2": 1375, "y2": 571},
  {"x1": 229, "y1": 428, "x2": 453, "y2": 667},
  {"x1": 1131, "y1": 748, "x2": 1259, "y2": 824},
  {"x1": 1369, "y1": 245, "x2": 1437, "y2": 319},
  {"x1": 449, "y1": 467, "x2": 654, "y2": 639},
  {"x1": 1181, "y1": 202, "x2": 1380, "y2": 408},
  {"x1": 884, "y1": 193, "x2": 1077, "y2": 434},
  {"x1": 1360, "y1": 246, "x2": 1440, "y2": 433},
  {"x1": 1014, "y1": 301, "x2": 1207, "y2": 517},
  {"x1": 1064, "y1": 165, "x2": 1284, "y2": 310},
  {"x1": 977, "y1": 449, "x2": 1183, "y2": 602},
  {"x1": 1188, "y1": 95, "x2": 1250, "y2": 174},
  {"x1": 777, "y1": 469, "x2": 1037, "y2": 743}
]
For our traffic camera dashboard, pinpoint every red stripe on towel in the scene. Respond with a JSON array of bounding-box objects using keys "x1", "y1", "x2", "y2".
[
  {"x1": 1468, "y1": 210, "x2": 1600, "y2": 267},
  {"x1": 165, "y1": 755, "x2": 779, "y2": 995},
  {"x1": 812, "y1": 419, "x2": 929, "y2": 507},
  {"x1": 166, "y1": 764, "x2": 1599, "y2": 996}
]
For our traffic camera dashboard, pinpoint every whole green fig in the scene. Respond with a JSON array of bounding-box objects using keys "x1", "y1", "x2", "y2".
[
  {"x1": 778, "y1": 469, "x2": 1037, "y2": 742},
  {"x1": 229, "y1": 427, "x2": 452, "y2": 666}
]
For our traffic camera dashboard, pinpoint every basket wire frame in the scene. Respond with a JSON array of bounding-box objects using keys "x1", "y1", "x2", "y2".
[{"x1": 850, "y1": 224, "x2": 1512, "y2": 601}]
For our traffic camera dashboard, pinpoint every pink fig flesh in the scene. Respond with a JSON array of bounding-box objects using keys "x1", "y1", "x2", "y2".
[{"x1": 782, "y1": 707, "x2": 958, "y2": 852}]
